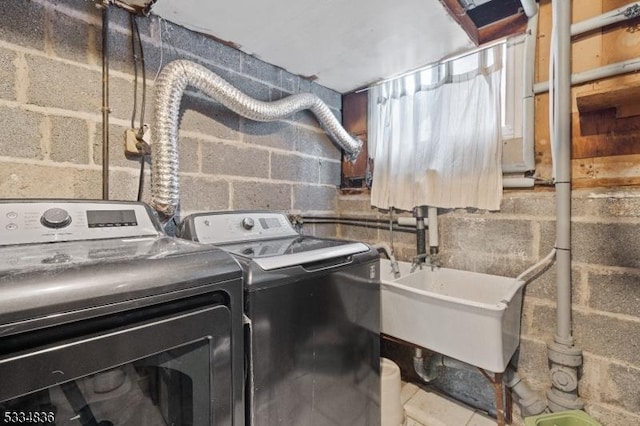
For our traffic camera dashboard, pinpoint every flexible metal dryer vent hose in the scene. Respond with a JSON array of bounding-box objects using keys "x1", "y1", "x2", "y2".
[{"x1": 151, "y1": 59, "x2": 362, "y2": 218}]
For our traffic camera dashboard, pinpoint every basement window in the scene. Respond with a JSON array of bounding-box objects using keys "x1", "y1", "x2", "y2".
[{"x1": 341, "y1": 35, "x2": 530, "y2": 190}]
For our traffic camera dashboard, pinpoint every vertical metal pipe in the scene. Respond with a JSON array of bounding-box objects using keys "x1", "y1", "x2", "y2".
[
  {"x1": 413, "y1": 206, "x2": 427, "y2": 260},
  {"x1": 553, "y1": 0, "x2": 573, "y2": 345},
  {"x1": 101, "y1": 3, "x2": 110, "y2": 200},
  {"x1": 547, "y1": 1, "x2": 584, "y2": 394},
  {"x1": 494, "y1": 372, "x2": 505, "y2": 426}
]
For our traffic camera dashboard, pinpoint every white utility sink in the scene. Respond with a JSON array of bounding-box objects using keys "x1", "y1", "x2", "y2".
[{"x1": 380, "y1": 259, "x2": 525, "y2": 372}]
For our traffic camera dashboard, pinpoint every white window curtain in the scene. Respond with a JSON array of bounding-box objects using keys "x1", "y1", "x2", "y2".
[{"x1": 369, "y1": 44, "x2": 503, "y2": 211}]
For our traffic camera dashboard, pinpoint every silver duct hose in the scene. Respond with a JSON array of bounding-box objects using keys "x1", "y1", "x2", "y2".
[{"x1": 152, "y1": 59, "x2": 362, "y2": 218}]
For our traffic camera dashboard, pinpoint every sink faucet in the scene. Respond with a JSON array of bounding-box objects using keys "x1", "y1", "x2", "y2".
[
  {"x1": 410, "y1": 252, "x2": 440, "y2": 273},
  {"x1": 410, "y1": 253, "x2": 429, "y2": 273},
  {"x1": 373, "y1": 243, "x2": 401, "y2": 278}
]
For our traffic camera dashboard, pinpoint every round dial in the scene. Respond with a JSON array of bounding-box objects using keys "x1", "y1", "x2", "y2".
[
  {"x1": 41, "y1": 208, "x2": 72, "y2": 229},
  {"x1": 241, "y1": 217, "x2": 255, "y2": 230}
]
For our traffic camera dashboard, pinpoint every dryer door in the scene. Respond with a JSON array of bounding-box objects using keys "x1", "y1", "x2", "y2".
[{"x1": 0, "y1": 295, "x2": 233, "y2": 426}]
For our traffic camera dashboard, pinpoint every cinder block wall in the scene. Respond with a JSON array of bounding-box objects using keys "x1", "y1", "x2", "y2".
[
  {"x1": 338, "y1": 188, "x2": 640, "y2": 426},
  {"x1": 0, "y1": 0, "x2": 342, "y2": 219}
]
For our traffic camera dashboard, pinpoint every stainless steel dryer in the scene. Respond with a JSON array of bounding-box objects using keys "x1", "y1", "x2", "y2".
[
  {"x1": 0, "y1": 200, "x2": 244, "y2": 426},
  {"x1": 178, "y1": 211, "x2": 381, "y2": 426}
]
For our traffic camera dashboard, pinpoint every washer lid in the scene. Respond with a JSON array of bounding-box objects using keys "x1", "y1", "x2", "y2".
[
  {"x1": 0, "y1": 235, "x2": 212, "y2": 273},
  {"x1": 178, "y1": 211, "x2": 371, "y2": 270},
  {"x1": 221, "y1": 236, "x2": 370, "y2": 271}
]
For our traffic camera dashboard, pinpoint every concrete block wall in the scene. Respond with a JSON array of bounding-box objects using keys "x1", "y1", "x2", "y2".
[
  {"x1": 0, "y1": 0, "x2": 343, "y2": 219},
  {"x1": 338, "y1": 188, "x2": 640, "y2": 426}
]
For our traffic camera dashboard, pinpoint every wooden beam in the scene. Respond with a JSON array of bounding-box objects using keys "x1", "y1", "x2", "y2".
[
  {"x1": 439, "y1": 0, "x2": 480, "y2": 45},
  {"x1": 572, "y1": 153, "x2": 640, "y2": 187},
  {"x1": 478, "y1": 12, "x2": 528, "y2": 44},
  {"x1": 341, "y1": 92, "x2": 370, "y2": 188},
  {"x1": 577, "y1": 83, "x2": 640, "y2": 117}
]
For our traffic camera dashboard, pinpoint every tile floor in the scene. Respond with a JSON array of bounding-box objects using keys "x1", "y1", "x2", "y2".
[{"x1": 400, "y1": 382, "x2": 497, "y2": 426}]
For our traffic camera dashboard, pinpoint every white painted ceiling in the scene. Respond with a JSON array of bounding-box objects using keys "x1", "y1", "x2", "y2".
[{"x1": 151, "y1": 0, "x2": 475, "y2": 93}]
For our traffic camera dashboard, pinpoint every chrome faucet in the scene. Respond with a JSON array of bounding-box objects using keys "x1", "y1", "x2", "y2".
[
  {"x1": 373, "y1": 243, "x2": 401, "y2": 278},
  {"x1": 410, "y1": 253, "x2": 430, "y2": 273},
  {"x1": 410, "y1": 252, "x2": 440, "y2": 272}
]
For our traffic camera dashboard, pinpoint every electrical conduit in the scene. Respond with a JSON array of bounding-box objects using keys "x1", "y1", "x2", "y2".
[
  {"x1": 534, "y1": 1, "x2": 640, "y2": 97},
  {"x1": 571, "y1": 1, "x2": 640, "y2": 36}
]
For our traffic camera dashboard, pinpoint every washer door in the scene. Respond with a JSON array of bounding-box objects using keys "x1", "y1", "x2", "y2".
[{"x1": 0, "y1": 297, "x2": 233, "y2": 426}]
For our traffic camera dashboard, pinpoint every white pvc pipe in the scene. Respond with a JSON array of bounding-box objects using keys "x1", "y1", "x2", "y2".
[
  {"x1": 519, "y1": 0, "x2": 538, "y2": 18},
  {"x1": 503, "y1": 177, "x2": 535, "y2": 188},
  {"x1": 504, "y1": 367, "x2": 548, "y2": 416},
  {"x1": 427, "y1": 207, "x2": 438, "y2": 249},
  {"x1": 534, "y1": 57, "x2": 640, "y2": 94},
  {"x1": 521, "y1": 10, "x2": 539, "y2": 172},
  {"x1": 571, "y1": 2, "x2": 640, "y2": 36},
  {"x1": 517, "y1": 247, "x2": 556, "y2": 281},
  {"x1": 396, "y1": 217, "x2": 424, "y2": 227}
]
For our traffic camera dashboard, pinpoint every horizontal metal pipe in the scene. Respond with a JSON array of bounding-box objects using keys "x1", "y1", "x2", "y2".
[
  {"x1": 301, "y1": 215, "x2": 391, "y2": 225},
  {"x1": 534, "y1": 57, "x2": 640, "y2": 94},
  {"x1": 572, "y1": 2, "x2": 640, "y2": 36},
  {"x1": 302, "y1": 215, "x2": 426, "y2": 228},
  {"x1": 302, "y1": 218, "x2": 416, "y2": 233}
]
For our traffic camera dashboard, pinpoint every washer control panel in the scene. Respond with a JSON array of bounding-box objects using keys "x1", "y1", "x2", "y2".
[
  {"x1": 185, "y1": 212, "x2": 299, "y2": 244},
  {"x1": 0, "y1": 200, "x2": 161, "y2": 246}
]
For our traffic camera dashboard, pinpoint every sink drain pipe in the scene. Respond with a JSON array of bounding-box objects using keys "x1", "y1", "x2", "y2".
[
  {"x1": 151, "y1": 60, "x2": 362, "y2": 219},
  {"x1": 412, "y1": 349, "x2": 440, "y2": 382},
  {"x1": 505, "y1": 368, "x2": 548, "y2": 416},
  {"x1": 412, "y1": 206, "x2": 427, "y2": 262}
]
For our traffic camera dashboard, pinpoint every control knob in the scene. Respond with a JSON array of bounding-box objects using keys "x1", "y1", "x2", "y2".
[
  {"x1": 41, "y1": 208, "x2": 72, "y2": 229},
  {"x1": 241, "y1": 217, "x2": 255, "y2": 230}
]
